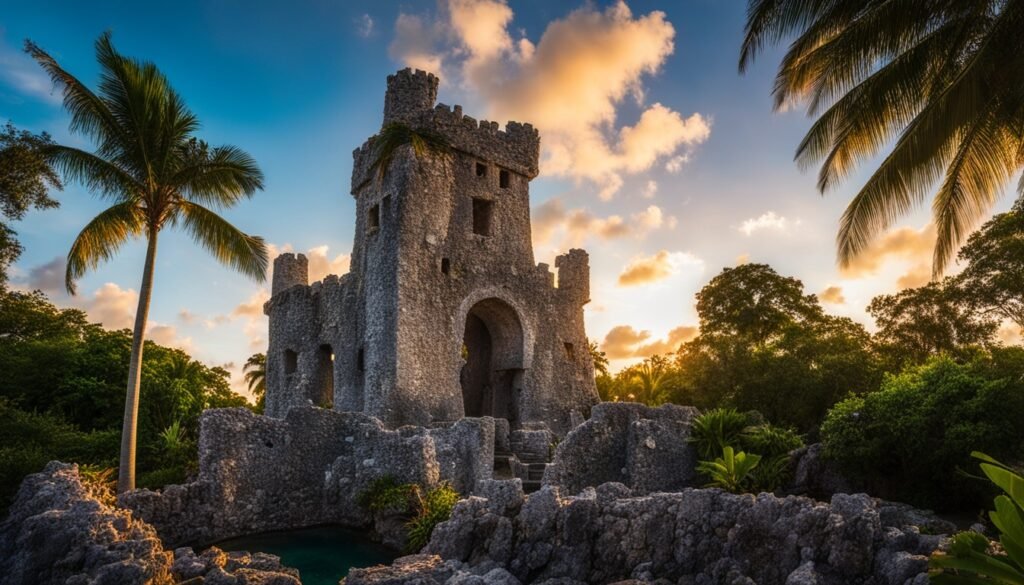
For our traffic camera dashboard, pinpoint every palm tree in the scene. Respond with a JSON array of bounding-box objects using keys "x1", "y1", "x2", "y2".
[
  {"x1": 243, "y1": 353, "x2": 267, "y2": 409},
  {"x1": 739, "y1": 1, "x2": 1024, "y2": 276},
  {"x1": 27, "y1": 33, "x2": 268, "y2": 493}
]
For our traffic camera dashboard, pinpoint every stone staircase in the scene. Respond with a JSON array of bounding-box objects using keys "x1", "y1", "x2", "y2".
[{"x1": 492, "y1": 424, "x2": 553, "y2": 493}]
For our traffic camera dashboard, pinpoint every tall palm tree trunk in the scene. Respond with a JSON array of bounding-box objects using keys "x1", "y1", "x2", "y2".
[{"x1": 117, "y1": 231, "x2": 158, "y2": 493}]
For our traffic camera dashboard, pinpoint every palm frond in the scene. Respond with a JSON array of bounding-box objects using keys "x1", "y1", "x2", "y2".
[
  {"x1": 46, "y1": 144, "x2": 143, "y2": 202},
  {"x1": 176, "y1": 200, "x2": 268, "y2": 281},
  {"x1": 65, "y1": 201, "x2": 145, "y2": 294},
  {"x1": 369, "y1": 123, "x2": 449, "y2": 181},
  {"x1": 173, "y1": 144, "x2": 264, "y2": 207}
]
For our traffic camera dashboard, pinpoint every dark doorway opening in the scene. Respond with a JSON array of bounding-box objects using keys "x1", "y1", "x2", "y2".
[
  {"x1": 314, "y1": 344, "x2": 334, "y2": 408},
  {"x1": 460, "y1": 298, "x2": 524, "y2": 424}
]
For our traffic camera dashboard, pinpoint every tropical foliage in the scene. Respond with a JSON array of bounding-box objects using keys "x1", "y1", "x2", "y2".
[
  {"x1": 357, "y1": 476, "x2": 460, "y2": 553},
  {"x1": 27, "y1": 33, "x2": 267, "y2": 492},
  {"x1": 0, "y1": 123, "x2": 61, "y2": 284},
  {"x1": 0, "y1": 286, "x2": 250, "y2": 513},
  {"x1": 243, "y1": 353, "x2": 267, "y2": 412},
  {"x1": 369, "y1": 123, "x2": 450, "y2": 180},
  {"x1": 698, "y1": 446, "x2": 762, "y2": 493},
  {"x1": 930, "y1": 452, "x2": 1024, "y2": 583},
  {"x1": 740, "y1": 0, "x2": 1024, "y2": 275},
  {"x1": 821, "y1": 354, "x2": 1024, "y2": 509}
]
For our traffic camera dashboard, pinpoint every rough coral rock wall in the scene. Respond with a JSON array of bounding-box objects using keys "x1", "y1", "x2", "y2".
[
  {"x1": 264, "y1": 68, "x2": 598, "y2": 434},
  {"x1": 356, "y1": 479, "x2": 946, "y2": 585},
  {"x1": 0, "y1": 463, "x2": 301, "y2": 585},
  {"x1": 0, "y1": 462, "x2": 173, "y2": 585},
  {"x1": 122, "y1": 407, "x2": 494, "y2": 548},
  {"x1": 543, "y1": 402, "x2": 701, "y2": 495}
]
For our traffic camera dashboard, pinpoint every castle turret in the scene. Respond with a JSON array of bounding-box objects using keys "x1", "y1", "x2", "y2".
[
  {"x1": 383, "y1": 69, "x2": 439, "y2": 126},
  {"x1": 271, "y1": 253, "x2": 308, "y2": 296},
  {"x1": 556, "y1": 249, "x2": 591, "y2": 305}
]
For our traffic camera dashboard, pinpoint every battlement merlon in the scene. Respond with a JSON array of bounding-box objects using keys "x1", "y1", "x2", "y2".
[
  {"x1": 555, "y1": 249, "x2": 590, "y2": 305},
  {"x1": 351, "y1": 69, "x2": 541, "y2": 193}
]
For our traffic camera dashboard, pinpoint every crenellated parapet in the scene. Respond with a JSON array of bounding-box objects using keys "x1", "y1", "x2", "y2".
[
  {"x1": 352, "y1": 69, "x2": 540, "y2": 193},
  {"x1": 555, "y1": 249, "x2": 590, "y2": 305}
]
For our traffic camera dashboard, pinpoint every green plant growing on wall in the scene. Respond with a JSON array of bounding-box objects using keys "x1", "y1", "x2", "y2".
[
  {"x1": 930, "y1": 452, "x2": 1024, "y2": 583},
  {"x1": 405, "y1": 482, "x2": 459, "y2": 553},
  {"x1": 357, "y1": 476, "x2": 416, "y2": 513},
  {"x1": 698, "y1": 446, "x2": 762, "y2": 494},
  {"x1": 369, "y1": 123, "x2": 450, "y2": 181}
]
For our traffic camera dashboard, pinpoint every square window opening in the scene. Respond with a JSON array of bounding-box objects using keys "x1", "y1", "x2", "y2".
[
  {"x1": 441, "y1": 258, "x2": 451, "y2": 275},
  {"x1": 476, "y1": 162, "x2": 487, "y2": 177},
  {"x1": 284, "y1": 349, "x2": 298, "y2": 374},
  {"x1": 472, "y1": 198, "x2": 493, "y2": 236},
  {"x1": 499, "y1": 169, "x2": 510, "y2": 188},
  {"x1": 564, "y1": 342, "x2": 575, "y2": 360}
]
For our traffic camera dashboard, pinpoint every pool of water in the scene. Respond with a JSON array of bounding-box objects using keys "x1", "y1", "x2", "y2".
[{"x1": 213, "y1": 525, "x2": 398, "y2": 585}]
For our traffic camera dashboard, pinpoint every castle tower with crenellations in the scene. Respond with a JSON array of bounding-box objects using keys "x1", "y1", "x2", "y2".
[{"x1": 263, "y1": 69, "x2": 598, "y2": 436}]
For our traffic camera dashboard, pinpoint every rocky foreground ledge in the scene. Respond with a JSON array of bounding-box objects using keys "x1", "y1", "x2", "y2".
[
  {"x1": 0, "y1": 461, "x2": 954, "y2": 584},
  {"x1": 346, "y1": 478, "x2": 952, "y2": 585},
  {"x1": 0, "y1": 462, "x2": 300, "y2": 585}
]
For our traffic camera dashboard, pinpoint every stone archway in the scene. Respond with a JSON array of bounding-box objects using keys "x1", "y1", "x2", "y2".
[{"x1": 460, "y1": 298, "x2": 525, "y2": 423}]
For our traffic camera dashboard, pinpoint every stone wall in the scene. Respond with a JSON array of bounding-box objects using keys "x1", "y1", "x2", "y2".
[
  {"x1": 0, "y1": 463, "x2": 302, "y2": 585},
  {"x1": 543, "y1": 402, "x2": 701, "y2": 495},
  {"x1": 344, "y1": 479, "x2": 949, "y2": 585},
  {"x1": 121, "y1": 407, "x2": 494, "y2": 548}
]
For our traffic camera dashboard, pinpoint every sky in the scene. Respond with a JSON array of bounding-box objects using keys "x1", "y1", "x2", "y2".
[{"x1": 2, "y1": 0, "x2": 1019, "y2": 399}]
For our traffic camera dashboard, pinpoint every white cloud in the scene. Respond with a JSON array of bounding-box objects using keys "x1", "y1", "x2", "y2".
[
  {"x1": 531, "y1": 198, "x2": 673, "y2": 251},
  {"x1": 389, "y1": 0, "x2": 710, "y2": 199},
  {"x1": 664, "y1": 154, "x2": 689, "y2": 173},
  {"x1": 617, "y1": 250, "x2": 703, "y2": 287},
  {"x1": 0, "y1": 33, "x2": 61, "y2": 105},
  {"x1": 738, "y1": 211, "x2": 799, "y2": 236},
  {"x1": 641, "y1": 180, "x2": 658, "y2": 199},
  {"x1": 356, "y1": 13, "x2": 375, "y2": 38}
]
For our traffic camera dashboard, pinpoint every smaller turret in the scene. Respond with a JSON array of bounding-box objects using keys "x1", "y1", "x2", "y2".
[
  {"x1": 383, "y1": 68, "x2": 439, "y2": 126},
  {"x1": 556, "y1": 249, "x2": 590, "y2": 305},
  {"x1": 272, "y1": 253, "x2": 308, "y2": 296}
]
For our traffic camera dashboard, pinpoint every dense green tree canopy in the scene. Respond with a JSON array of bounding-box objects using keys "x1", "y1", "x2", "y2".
[{"x1": 955, "y1": 199, "x2": 1024, "y2": 330}]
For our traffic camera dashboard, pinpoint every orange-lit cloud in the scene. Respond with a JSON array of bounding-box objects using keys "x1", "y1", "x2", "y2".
[
  {"x1": 532, "y1": 199, "x2": 674, "y2": 249},
  {"x1": 390, "y1": 0, "x2": 710, "y2": 199},
  {"x1": 841, "y1": 225, "x2": 935, "y2": 278},
  {"x1": 617, "y1": 250, "x2": 701, "y2": 287},
  {"x1": 819, "y1": 285, "x2": 845, "y2": 304},
  {"x1": 601, "y1": 324, "x2": 698, "y2": 359}
]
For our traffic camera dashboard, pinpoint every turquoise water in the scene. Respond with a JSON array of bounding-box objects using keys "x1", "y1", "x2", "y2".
[{"x1": 213, "y1": 526, "x2": 398, "y2": 585}]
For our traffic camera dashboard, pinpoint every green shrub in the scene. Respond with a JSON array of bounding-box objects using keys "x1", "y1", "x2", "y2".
[
  {"x1": 821, "y1": 355, "x2": 1024, "y2": 510},
  {"x1": 136, "y1": 466, "x2": 188, "y2": 490},
  {"x1": 740, "y1": 425, "x2": 804, "y2": 458},
  {"x1": 930, "y1": 452, "x2": 1024, "y2": 582},
  {"x1": 697, "y1": 446, "x2": 761, "y2": 493},
  {"x1": 357, "y1": 476, "x2": 416, "y2": 513},
  {"x1": 405, "y1": 483, "x2": 459, "y2": 552},
  {"x1": 689, "y1": 408, "x2": 753, "y2": 459}
]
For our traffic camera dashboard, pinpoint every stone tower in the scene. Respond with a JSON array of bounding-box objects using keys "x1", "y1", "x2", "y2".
[{"x1": 263, "y1": 69, "x2": 598, "y2": 435}]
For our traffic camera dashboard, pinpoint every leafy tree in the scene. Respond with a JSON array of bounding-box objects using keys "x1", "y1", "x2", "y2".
[
  {"x1": 673, "y1": 264, "x2": 879, "y2": 431},
  {"x1": 0, "y1": 122, "x2": 62, "y2": 283},
  {"x1": 739, "y1": 1, "x2": 1024, "y2": 275},
  {"x1": 955, "y1": 199, "x2": 1024, "y2": 331},
  {"x1": 695, "y1": 263, "x2": 822, "y2": 344},
  {"x1": 868, "y1": 280, "x2": 998, "y2": 368},
  {"x1": 244, "y1": 353, "x2": 267, "y2": 412},
  {"x1": 0, "y1": 286, "x2": 248, "y2": 511},
  {"x1": 618, "y1": 355, "x2": 677, "y2": 406},
  {"x1": 821, "y1": 352, "x2": 1024, "y2": 510},
  {"x1": 27, "y1": 33, "x2": 268, "y2": 492},
  {"x1": 588, "y1": 340, "x2": 609, "y2": 377}
]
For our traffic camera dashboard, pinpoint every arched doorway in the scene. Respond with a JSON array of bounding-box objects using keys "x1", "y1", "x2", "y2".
[{"x1": 460, "y1": 298, "x2": 524, "y2": 423}]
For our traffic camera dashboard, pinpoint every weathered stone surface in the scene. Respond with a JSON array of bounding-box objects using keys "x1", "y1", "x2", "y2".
[
  {"x1": 345, "y1": 554, "x2": 524, "y2": 585},
  {"x1": 0, "y1": 463, "x2": 300, "y2": 585},
  {"x1": 0, "y1": 462, "x2": 172, "y2": 585},
  {"x1": 264, "y1": 68, "x2": 599, "y2": 435},
  {"x1": 122, "y1": 407, "x2": 493, "y2": 547},
  {"x1": 402, "y1": 479, "x2": 950, "y2": 585},
  {"x1": 543, "y1": 403, "x2": 700, "y2": 495},
  {"x1": 787, "y1": 443, "x2": 859, "y2": 498}
]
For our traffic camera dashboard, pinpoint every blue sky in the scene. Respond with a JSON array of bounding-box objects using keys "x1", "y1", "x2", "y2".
[{"x1": 2, "y1": 1, "x2": 1015, "y2": 396}]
